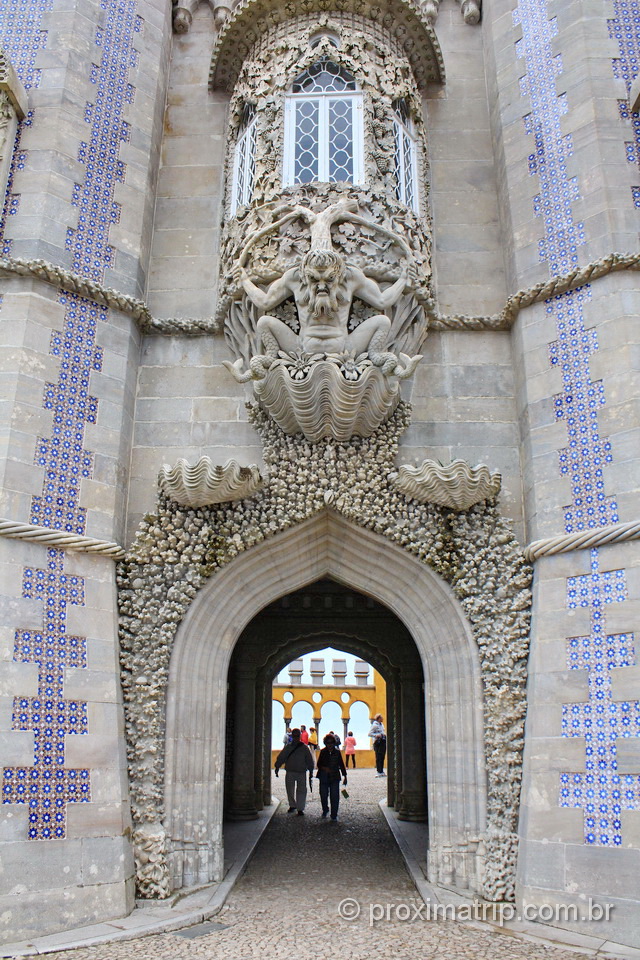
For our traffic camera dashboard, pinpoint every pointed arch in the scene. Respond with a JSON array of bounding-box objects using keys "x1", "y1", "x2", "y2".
[{"x1": 164, "y1": 510, "x2": 487, "y2": 891}]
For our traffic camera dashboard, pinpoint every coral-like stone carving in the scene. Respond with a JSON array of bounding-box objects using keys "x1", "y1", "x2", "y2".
[
  {"x1": 0, "y1": 49, "x2": 28, "y2": 118},
  {"x1": 118, "y1": 404, "x2": 532, "y2": 903},
  {"x1": 391, "y1": 459, "x2": 502, "y2": 511},
  {"x1": 158, "y1": 457, "x2": 263, "y2": 508},
  {"x1": 133, "y1": 822, "x2": 171, "y2": 899}
]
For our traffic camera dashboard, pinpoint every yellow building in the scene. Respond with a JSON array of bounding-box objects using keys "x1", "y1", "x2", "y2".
[{"x1": 272, "y1": 659, "x2": 385, "y2": 768}]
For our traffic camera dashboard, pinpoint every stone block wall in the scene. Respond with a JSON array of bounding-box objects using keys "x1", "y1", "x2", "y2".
[
  {"x1": 482, "y1": 0, "x2": 640, "y2": 945},
  {"x1": 0, "y1": 0, "x2": 638, "y2": 947},
  {"x1": 0, "y1": 0, "x2": 173, "y2": 941},
  {"x1": 424, "y1": 0, "x2": 508, "y2": 317},
  {"x1": 146, "y1": 3, "x2": 227, "y2": 319},
  {"x1": 126, "y1": 334, "x2": 263, "y2": 540}
]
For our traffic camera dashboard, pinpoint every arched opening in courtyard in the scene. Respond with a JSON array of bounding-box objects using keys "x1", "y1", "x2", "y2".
[
  {"x1": 163, "y1": 512, "x2": 488, "y2": 895},
  {"x1": 224, "y1": 580, "x2": 427, "y2": 822}
]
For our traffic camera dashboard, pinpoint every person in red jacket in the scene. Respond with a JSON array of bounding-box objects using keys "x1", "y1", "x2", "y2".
[
  {"x1": 300, "y1": 724, "x2": 309, "y2": 744},
  {"x1": 316, "y1": 733, "x2": 347, "y2": 821}
]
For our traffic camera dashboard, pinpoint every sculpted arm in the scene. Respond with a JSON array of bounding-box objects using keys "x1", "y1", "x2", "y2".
[
  {"x1": 350, "y1": 264, "x2": 408, "y2": 311},
  {"x1": 236, "y1": 265, "x2": 299, "y2": 312}
]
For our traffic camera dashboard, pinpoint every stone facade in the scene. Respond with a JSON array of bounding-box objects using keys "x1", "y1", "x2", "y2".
[{"x1": 0, "y1": 0, "x2": 638, "y2": 949}]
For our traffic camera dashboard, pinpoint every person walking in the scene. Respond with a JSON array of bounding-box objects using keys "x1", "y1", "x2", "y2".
[
  {"x1": 274, "y1": 728, "x2": 315, "y2": 815},
  {"x1": 368, "y1": 713, "x2": 387, "y2": 777},
  {"x1": 344, "y1": 730, "x2": 357, "y2": 768},
  {"x1": 316, "y1": 733, "x2": 347, "y2": 821},
  {"x1": 308, "y1": 727, "x2": 318, "y2": 752}
]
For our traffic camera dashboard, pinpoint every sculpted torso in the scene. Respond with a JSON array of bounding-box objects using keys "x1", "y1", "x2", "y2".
[{"x1": 235, "y1": 249, "x2": 409, "y2": 360}]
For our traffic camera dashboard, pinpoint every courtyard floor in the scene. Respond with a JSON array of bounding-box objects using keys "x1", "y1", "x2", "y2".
[{"x1": 26, "y1": 768, "x2": 616, "y2": 960}]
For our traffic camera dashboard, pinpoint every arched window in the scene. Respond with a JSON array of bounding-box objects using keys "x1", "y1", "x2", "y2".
[
  {"x1": 393, "y1": 99, "x2": 419, "y2": 212},
  {"x1": 230, "y1": 103, "x2": 257, "y2": 213},
  {"x1": 283, "y1": 58, "x2": 364, "y2": 186}
]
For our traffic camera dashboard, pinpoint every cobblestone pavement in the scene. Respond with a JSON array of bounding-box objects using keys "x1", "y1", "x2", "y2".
[{"x1": 41, "y1": 768, "x2": 594, "y2": 960}]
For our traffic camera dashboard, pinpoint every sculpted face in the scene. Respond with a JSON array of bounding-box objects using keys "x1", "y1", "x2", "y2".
[{"x1": 301, "y1": 251, "x2": 346, "y2": 321}]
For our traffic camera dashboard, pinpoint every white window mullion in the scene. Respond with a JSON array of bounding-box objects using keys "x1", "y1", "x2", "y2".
[
  {"x1": 230, "y1": 149, "x2": 242, "y2": 214},
  {"x1": 319, "y1": 97, "x2": 329, "y2": 182},
  {"x1": 353, "y1": 97, "x2": 364, "y2": 184},
  {"x1": 283, "y1": 99, "x2": 294, "y2": 186},
  {"x1": 243, "y1": 118, "x2": 257, "y2": 203}
]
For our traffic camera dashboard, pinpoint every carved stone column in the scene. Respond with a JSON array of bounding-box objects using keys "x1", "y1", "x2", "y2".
[
  {"x1": 396, "y1": 671, "x2": 428, "y2": 821},
  {"x1": 387, "y1": 680, "x2": 398, "y2": 809},
  {"x1": 227, "y1": 665, "x2": 259, "y2": 820},
  {"x1": 0, "y1": 52, "x2": 28, "y2": 206},
  {"x1": 253, "y1": 676, "x2": 266, "y2": 812},
  {"x1": 262, "y1": 691, "x2": 273, "y2": 807}
]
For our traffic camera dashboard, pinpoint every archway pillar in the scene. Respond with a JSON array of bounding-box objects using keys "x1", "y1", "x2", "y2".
[
  {"x1": 227, "y1": 666, "x2": 259, "y2": 820},
  {"x1": 396, "y1": 671, "x2": 427, "y2": 821}
]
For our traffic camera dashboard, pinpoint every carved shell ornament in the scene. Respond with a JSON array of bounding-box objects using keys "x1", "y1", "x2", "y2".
[
  {"x1": 224, "y1": 200, "x2": 424, "y2": 439},
  {"x1": 251, "y1": 351, "x2": 418, "y2": 442},
  {"x1": 390, "y1": 459, "x2": 502, "y2": 511},
  {"x1": 158, "y1": 458, "x2": 264, "y2": 508}
]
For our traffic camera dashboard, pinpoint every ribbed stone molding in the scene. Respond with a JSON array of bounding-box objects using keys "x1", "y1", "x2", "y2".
[
  {"x1": 525, "y1": 519, "x2": 640, "y2": 562},
  {"x1": 0, "y1": 256, "x2": 219, "y2": 334},
  {"x1": 209, "y1": 0, "x2": 445, "y2": 92},
  {"x1": 0, "y1": 251, "x2": 637, "y2": 337},
  {"x1": 430, "y1": 251, "x2": 640, "y2": 332},
  {"x1": 0, "y1": 518, "x2": 124, "y2": 558}
]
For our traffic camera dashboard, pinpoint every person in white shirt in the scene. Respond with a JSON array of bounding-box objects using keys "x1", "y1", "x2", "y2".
[{"x1": 368, "y1": 714, "x2": 387, "y2": 777}]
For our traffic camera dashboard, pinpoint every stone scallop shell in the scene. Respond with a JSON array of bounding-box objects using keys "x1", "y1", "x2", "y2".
[
  {"x1": 253, "y1": 359, "x2": 402, "y2": 441},
  {"x1": 391, "y1": 459, "x2": 502, "y2": 511},
  {"x1": 158, "y1": 458, "x2": 263, "y2": 508}
]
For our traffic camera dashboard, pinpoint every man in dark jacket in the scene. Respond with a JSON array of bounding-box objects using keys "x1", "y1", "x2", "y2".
[
  {"x1": 316, "y1": 733, "x2": 347, "y2": 821},
  {"x1": 275, "y1": 728, "x2": 315, "y2": 815}
]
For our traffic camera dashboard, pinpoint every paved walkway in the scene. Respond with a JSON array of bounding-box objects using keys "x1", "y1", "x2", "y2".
[{"x1": 17, "y1": 769, "x2": 631, "y2": 960}]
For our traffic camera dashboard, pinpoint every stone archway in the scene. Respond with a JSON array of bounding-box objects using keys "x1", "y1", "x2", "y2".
[
  {"x1": 164, "y1": 510, "x2": 487, "y2": 895},
  {"x1": 224, "y1": 583, "x2": 429, "y2": 826}
]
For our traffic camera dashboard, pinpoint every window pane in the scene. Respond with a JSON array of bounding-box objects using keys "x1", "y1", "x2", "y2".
[
  {"x1": 329, "y1": 98, "x2": 353, "y2": 182},
  {"x1": 393, "y1": 98, "x2": 410, "y2": 126},
  {"x1": 294, "y1": 99, "x2": 319, "y2": 184},
  {"x1": 394, "y1": 120, "x2": 403, "y2": 202},
  {"x1": 232, "y1": 105, "x2": 257, "y2": 211},
  {"x1": 393, "y1": 115, "x2": 417, "y2": 210},
  {"x1": 244, "y1": 119, "x2": 257, "y2": 204},
  {"x1": 402, "y1": 130, "x2": 414, "y2": 208},
  {"x1": 236, "y1": 135, "x2": 249, "y2": 204},
  {"x1": 292, "y1": 57, "x2": 357, "y2": 94}
]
